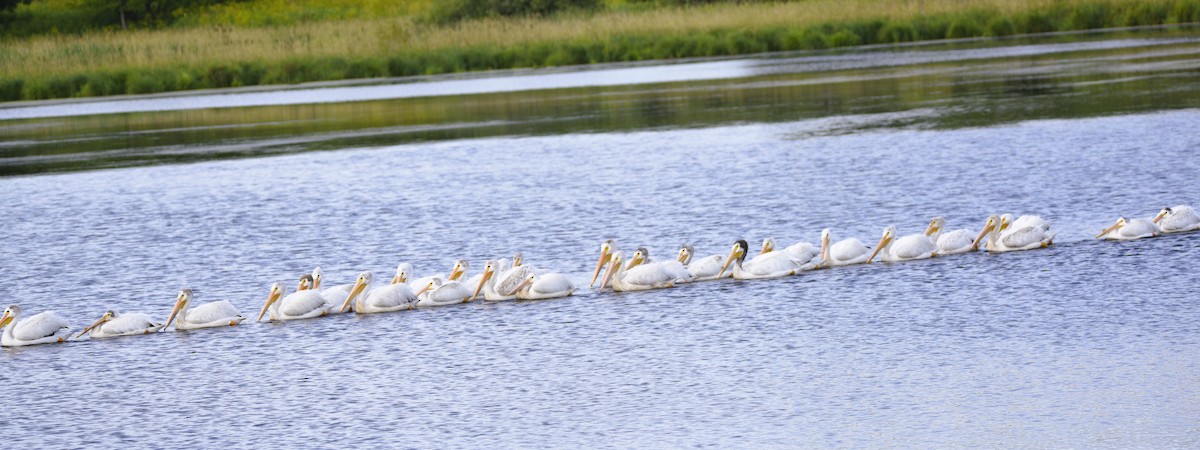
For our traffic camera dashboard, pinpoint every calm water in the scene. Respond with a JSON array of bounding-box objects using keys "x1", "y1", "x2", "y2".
[{"x1": 2, "y1": 29, "x2": 1200, "y2": 447}]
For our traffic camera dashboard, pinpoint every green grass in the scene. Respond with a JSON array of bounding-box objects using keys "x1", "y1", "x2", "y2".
[{"x1": 2, "y1": 0, "x2": 1199, "y2": 102}]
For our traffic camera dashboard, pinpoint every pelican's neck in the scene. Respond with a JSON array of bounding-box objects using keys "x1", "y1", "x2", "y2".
[{"x1": 928, "y1": 227, "x2": 943, "y2": 244}]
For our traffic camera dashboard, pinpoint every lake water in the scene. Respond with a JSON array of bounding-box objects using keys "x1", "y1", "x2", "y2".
[{"x1": 2, "y1": 29, "x2": 1199, "y2": 447}]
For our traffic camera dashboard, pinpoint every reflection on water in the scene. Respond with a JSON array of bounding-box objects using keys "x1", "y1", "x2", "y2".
[{"x1": 2, "y1": 30, "x2": 1200, "y2": 176}]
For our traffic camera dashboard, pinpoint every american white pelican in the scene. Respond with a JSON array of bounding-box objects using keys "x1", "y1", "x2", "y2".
[
  {"x1": 1096, "y1": 217, "x2": 1160, "y2": 240},
  {"x1": 77, "y1": 310, "x2": 164, "y2": 339},
  {"x1": 164, "y1": 289, "x2": 245, "y2": 331},
  {"x1": 760, "y1": 237, "x2": 820, "y2": 269},
  {"x1": 510, "y1": 272, "x2": 576, "y2": 300},
  {"x1": 925, "y1": 216, "x2": 979, "y2": 255},
  {"x1": 867, "y1": 225, "x2": 937, "y2": 263},
  {"x1": 718, "y1": 240, "x2": 803, "y2": 279},
  {"x1": 338, "y1": 271, "x2": 417, "y2": 314},
  {"x1": 588, "y1": 239, "x2": 617, "y2": 287},
  {"x1": 257, "y1": 277, "x2": 328, "y2": 321},
  {"x1": 1154, "y1": 205, "x2": 1200, "y2": 233},
  {"x1": 392, "y1": 263, "x2": 413, "y2": 285},
  {"x1": 627, "y1": 247, "x2": 693, "y2": 283},
  {"x1": 980, "y1": 214, "x2": 1056, "y2": 252},
  {"x1": 414, "y1": 278, "x2": 472, "y2": 307},
  {"x1": 0, "y1": 305, "x2": 70, "y2": 347},
  {"x1": 677, "y1": 244, "x2": 729, "y2": 281},
  {"x1": 469, "y1": 260, "x2": 524, "y2": 302},
  {"x1": 409, "y1": 260, "x2": 469, "y2": 293},
  {"x1": 311, "y1": 267, "x2": 353, "y2": 314},
  {"x1": 599, "y1": 251, "x2": 678, "y2": 291},
  {"x1": 816, "y1": 229, "x2": 871, "y2": 267}
]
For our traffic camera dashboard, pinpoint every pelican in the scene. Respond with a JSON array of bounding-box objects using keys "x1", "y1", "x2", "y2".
[
  {"x1": 311, "y1": 267, "x2": 353, "y2": 314},
  {"x1": 979, "y1": 214, "x2": 1056, "y2": 252},
  {"x1": 391, "y1": 263, "x2": 413, "y2": 285},
  {"x1": 257, "y1": 276, "x2": 328, "y2": 321},
  {"x1": 414, "y1": 278, "x2": 472, "y2": 307},
  {"x1": 510, "y1": 272, "x2": 576, "y2": 300},
  {"x1": 925, "y1": 216, "x2": 979, "y2": 255},
  {"x1": 816, "y1": 229, "x2": 871, "y2": 267},
  {"x1": 599, "y1": 251, "x2": 678, "y2": 291},
  {"x1": 1096, "y1": 217, "x2": 1160, "y2": 240},
  {"x1": 469, "y1": 259, "x2": 526, "y2": 302},
  {"x1": 867, "y1": 225, "x2": 937, "y2": 263},
  {"x1": 409, "y1": 260, "x2": 469, "y2": 293},
  {"x1": 164, "y1": 289, "x2": 245, "y2": 331},
  {"x1": 718, "y1": 240, "x2": 803, "y2": 279},
  {"x1": 677, "y1": 244, "x2": 729, "y2": 281},
  {"x1": 1153, "y1": 205, "x2": 1200, "y2": 233},
  {"x1": 760, "y1": 237, "x2": 820, "y2": 269},
  {"x1": 588, "y1": 239, "x2": 617, "y2": 287},
  {"x1": 338, "y1": 271, "x2": 417, "y2": 314},
  {"x1": 77, "y1": 310, "x2": 164, "y2": 339},
  {"x1": 0, "y1": 305, "x2": 70, "y2": 347},
  {"x1": 627, "y1": 247, "x2": 692, "y2": 283}
]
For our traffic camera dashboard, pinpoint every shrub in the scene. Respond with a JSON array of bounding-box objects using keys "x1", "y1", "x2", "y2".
[{"x1": 426, "y1": 0, "x2": 599, "y2": 24}]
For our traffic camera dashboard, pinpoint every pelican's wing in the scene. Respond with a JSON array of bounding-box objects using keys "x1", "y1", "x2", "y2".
[
  {"x1": 12, "y1": 311, "x2": 70, "y2": 341},
  {"x1": 892, "y1": 234, "x2": 937, "y2": 259},
  {"x1": 623, "y1": 265, "x2": 676, "y2": 286},
  {"x1": 1013, "y1": 215, "x2": 1049, "y2": 230},
  {"x1": 280, "y1": 291, "x2": 327, "y2": 316},
  {"x1": 782, "y1": 242, "x2": 820, "y2": 262},
  {"x1": 831, "y1": 238, "x2": 868, "y2": 262},
  {"x1": 652, "y1": 261, "x2": 692, "y2": 281},
  {"x1": 531, "y1": 273, "x2": 574, "y2": 295},
  {"x1": 744, "y1": 251, "x2": 799, "y2": 275},
  {"x1": 1162, "y1": 206, "x2": 1200, "y2": 231},
  {"x1": 938, "y1": 229, "x2": 975, "y2": 252},
  {"x1": 495, "y1": 266, "x2": 533, "y2": 295},
  {"x1": 187, "y1": 301, "x2": 243, "y2": 323},
  {"x1": 687, "y1": 255, "x2": 725, "y2": 278},
  {"x1": 999, "y1": 226, "x2": 1047, "y2": 248},
  {"x1": 320, "y1": 284, "x2": 353, "y2": 306},
  {"x1": 105, "y1": 313, "x2": 161, "y2": 334},
  {"x1": 367, "y1": 285, "x2": 417, "y2": 308}
]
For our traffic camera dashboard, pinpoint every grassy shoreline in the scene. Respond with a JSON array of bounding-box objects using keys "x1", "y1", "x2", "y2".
[{"x1": 2, "y1": 0, "x2": 1199, "y2": 103}]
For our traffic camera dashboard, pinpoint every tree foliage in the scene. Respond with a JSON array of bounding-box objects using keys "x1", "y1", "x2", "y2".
[
  {"x1": 427, "y1": 0, "x2": 599, "y2": 24},
  {"x1": 1, "y1": 0, "x2": 31, "y2": 12}
]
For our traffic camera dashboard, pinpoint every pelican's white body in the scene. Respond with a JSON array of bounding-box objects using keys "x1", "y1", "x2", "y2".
[
  {"x1": 1099, "y1": 218, "x2": 1160, "y2": 240},
  {"x1": 732, "y1": 251, "x2": 802, "y2": 279},
  {"x1": 268, "y1": 289, "x2": 328, "y2": 321},
  {"x1": 1, "y1": 308, "x2": 71, "y2": 347},
  {"x1": 683, "y1": 254, "x2": 728, "y2": 281},
  {"x1": 988, "y1": 214, "x2": 1056, "y2": 252},
  {"x1": 87, "y1": 312, "x2": 164, "y2": 339},
  {"x1": 1158, "y1": 205, "x2": 1200, "y2": 233},
  {"x1": 356, "y1": 283, "x2": 417, "y2": 313},
  {"x1": 174, "y1": 300, "x2": 244, "y2": 330},
  {"x1": 515, "y1": 273, "x2": 575, "y2": 300},
  {"x1": 416, "y1": 279, "x2": 471, "y2": 307}
]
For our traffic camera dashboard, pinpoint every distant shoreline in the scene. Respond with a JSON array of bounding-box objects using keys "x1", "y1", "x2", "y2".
[{"x1": 2, "y1": 0, "x2": 1199, "y2": 103}]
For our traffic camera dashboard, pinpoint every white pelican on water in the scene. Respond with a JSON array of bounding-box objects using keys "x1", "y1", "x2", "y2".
[
  {"x1": 392, "y1": 263, "x2": 413, "y2": 285},
  {"x1": 164, "y1": 289, "x2": 245, "y2": 331},
  {"x1": 1153, "y1": 205, "x2": 1200, "y2": 233},
  {"x1": 816, "y1": 229, "x2": 870, "y2": 267},
  {"x1": 510, "y1": 272, "x2": 576, "y2": 300},
  {"x1": 627, "y1": 247, "x2": 693, "y2": 283},
  {"x1": 257, "y1": 276, "x2": 328, "y2": 321},
  {"x1": 718, "y1": 240, "x2": 803, "y2": 279},
  {"x1": 409, "y1": 260, "x2": 469, "y2": 294},
  {"x1": 0, "y1": 305, "x2": 70, "y2": 347},
  {"x1": 1096, "y1": 217, "x2": 1160, "y2": 240},
  {"x1": 311, "y1": 267, "x2": 354, "y2": 314},
  {"x1": 414, "y1": 277, "x2": 472, "y2": 307},
  {"x1": 469, "y1": 260, "x2": 527, "y2": 302},
  {"x1": 979, "y1": 214, "x2": 1056, "y2": 252},
  {"x1": 760, "y1": 238, "x2": 820, "y2": 270},
  {"x1": 867, "y1": 225, "x2": 937, "y2": 263},
  {"x1": 338, "y1": 271, "x2": 418, "y2": 314},
  {"x1": 77, "y1": 310, "x2": 164, "y2": 339},
  {"x1": 677, "y1": 244, "x2": 729, "y2": 281},
  {"x1": 925, "y1": 216, "x2": 979, "y2": 255},
  {"x1": 600, "y1": 251, "x2": 679, "y2": 291}
]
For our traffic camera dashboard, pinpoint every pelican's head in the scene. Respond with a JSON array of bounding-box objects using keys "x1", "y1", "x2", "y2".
[
  {"x1": 972, "y1": 215, "x2": 1000, "y2": 250},
  {"x1": 0, "y1": 305, "x2": 18, "y2": 329},
  {"x1": 925, "y1": 217, "x2": 945, "y2": 236},
  {"x1": 512, "y1": 252, "x2": 524, "y2": 268},
  {"x1": 627, "y1": 247, "x2": 650, "y2": 270},
  {"x1": 257, "y1": 282, "x2": 285, "y2": 322},
  {"x1": 717, "y1": 240, "x2": 749, "y2": 277},
  {"x1": 589, "y1": 239, "x2": 616, "y2": 287},
  {"x1": 470, "y1": 260, "x2": 500, "y2": 302},
  {"x1": 338, "y1": 271, "x2": 372, "y2": 313},
  {"x1": 77, "y1": 310, "x2": 117, "y2": 339},
  {"x1": 297, "y1": 274, "x2": 314, "y2": 291},
  {"x1": 448, "y1": 259, "x2": 469, "y2": 282},
  {"x1": 164, "y1": 288, "x2": 194, "y2": 331},
  {"x1": 999, "y1": 214, "x2": 1014, "y2": 232},
  {"x1": 1096, "y1": 217, "x2": 1129, "y2": 239},
  {"x1": 867, "y1": 225, "x2": 897, "y2": 263},
  {"x1": 415, "y1": 277, "x2": 441, "y2": 297},
  {"x1": 311, "y1": 267, "x2": 324, "y2": 290},
  {"x1": 599, "y1": 250, "x2": 627, "y2": 291},
  {"x1": 760, "y1": 238, "x2": 776, "y2": 255},
  {"x1": 392, "y1": 263, "x2": 412, "y2": 285},
  {"x1": 677, "y1": 244, "x2": 695, "y2": 265},
  {"x1": 510, "y1": 273, "x2": 537, "y2": 296},
  {"x1": 1153, "y1": 207, "x2": 1172, "y2": 224}
]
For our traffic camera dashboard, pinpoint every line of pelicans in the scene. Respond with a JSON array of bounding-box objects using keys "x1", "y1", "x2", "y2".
[{"x1": 3, "y1": 206, "x2": 1198, "y2": 348}]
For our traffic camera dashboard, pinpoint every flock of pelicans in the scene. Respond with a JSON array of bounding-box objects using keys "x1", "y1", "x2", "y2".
[{"x1": 3, "y1": 206, "x2": 1199, "y2": 348}]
